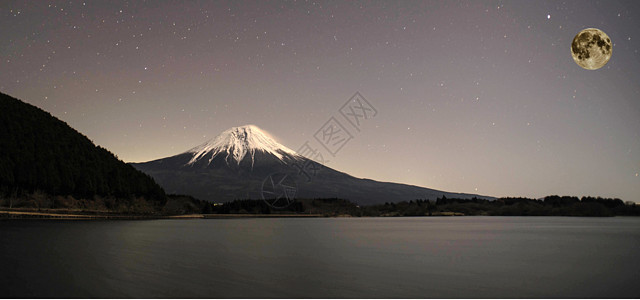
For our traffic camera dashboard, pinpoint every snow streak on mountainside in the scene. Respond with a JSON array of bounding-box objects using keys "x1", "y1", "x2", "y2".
[{"x1": 186, "y1": 125, "x2": 301, "y2": 167}]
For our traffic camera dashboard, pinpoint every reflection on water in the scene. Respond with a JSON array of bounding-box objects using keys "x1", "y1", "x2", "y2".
[{"x1": 1, "y1": 217, "x2": 639, "y2": 298}]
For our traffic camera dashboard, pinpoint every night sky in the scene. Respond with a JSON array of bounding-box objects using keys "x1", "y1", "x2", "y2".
[{"x1": 1, "y1": 1, "x2": 639, "y2": 201}]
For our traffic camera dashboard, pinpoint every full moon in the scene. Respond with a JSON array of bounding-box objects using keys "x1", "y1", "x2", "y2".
[{"x1": 571, "y1": 28, "x2": 612, "y2": 70}]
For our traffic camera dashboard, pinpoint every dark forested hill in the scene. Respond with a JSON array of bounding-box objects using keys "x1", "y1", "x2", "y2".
[{"x1": 0, "y1": 92, "x2": 166, "y2": 209}]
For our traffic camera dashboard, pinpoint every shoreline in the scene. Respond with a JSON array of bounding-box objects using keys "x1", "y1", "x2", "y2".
[
  {"x1": 0, "y1": 209, "x2": 325, "y2": 220},
  {"x1": 1, "y1": 209, "x2": 631, "y2": 220}
]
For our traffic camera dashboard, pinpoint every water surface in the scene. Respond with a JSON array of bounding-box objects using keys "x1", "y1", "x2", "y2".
[{"x1": 1, "y1": 217, "x2": 639, "y2": 298}]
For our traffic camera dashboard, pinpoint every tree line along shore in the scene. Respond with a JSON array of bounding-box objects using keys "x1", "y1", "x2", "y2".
[{"x1": 1, "y1": 193, "x2": 638, "y2": 219}]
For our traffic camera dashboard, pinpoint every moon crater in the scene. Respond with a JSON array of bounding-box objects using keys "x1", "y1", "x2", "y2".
[{"x1": 571, "y1": 28, "x2": 612, "y2": 70}]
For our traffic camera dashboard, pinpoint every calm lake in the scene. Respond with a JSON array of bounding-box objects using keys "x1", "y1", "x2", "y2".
[{"x1": 1, "y1": 217, "x2": 639, "y2": 298}]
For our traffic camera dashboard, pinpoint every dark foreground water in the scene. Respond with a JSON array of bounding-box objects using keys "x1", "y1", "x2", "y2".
[{"x1": 1, "y1": 217, "x2": 639, "y2": 298}]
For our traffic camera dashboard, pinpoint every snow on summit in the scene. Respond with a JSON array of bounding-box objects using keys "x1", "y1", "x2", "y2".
[{"x1": 186, "y1": 125, "x2": 300, "y2": 166}]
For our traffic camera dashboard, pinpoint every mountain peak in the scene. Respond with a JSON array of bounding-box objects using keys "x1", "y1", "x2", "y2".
[{"x1": 186, "y1": 124, "x2": 300, "y2": 166}]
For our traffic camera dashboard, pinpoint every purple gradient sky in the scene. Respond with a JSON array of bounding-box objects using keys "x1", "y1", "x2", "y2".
[{"x1": 1, "y1": 1, "x2": 639, "y2": 201}]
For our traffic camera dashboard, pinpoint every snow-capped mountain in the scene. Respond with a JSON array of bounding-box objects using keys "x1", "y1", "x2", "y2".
[
  {"x1": 131, "y1": 125, "x2": 491, "y2": 204},
  {"x1": 186, "y1": 125, "x2": 301, "y2": 167}
]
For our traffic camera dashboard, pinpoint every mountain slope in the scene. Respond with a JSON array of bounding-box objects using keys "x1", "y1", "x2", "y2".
[
  {"x1": 132, "y1": 125, "x2": 490, "y2": 205},
  {"x1": 0, "y1": 92, "x2": 166, "y2": 206}
]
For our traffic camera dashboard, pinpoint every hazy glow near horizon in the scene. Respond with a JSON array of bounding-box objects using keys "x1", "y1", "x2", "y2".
[{"x1": 1, "y1": 1, "x2": 639, "y2": 201}]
